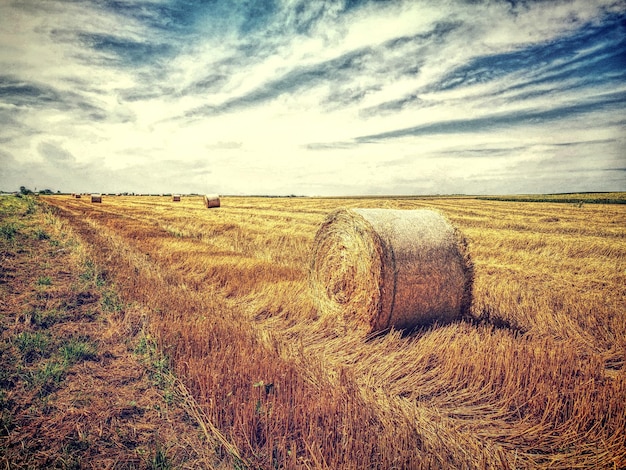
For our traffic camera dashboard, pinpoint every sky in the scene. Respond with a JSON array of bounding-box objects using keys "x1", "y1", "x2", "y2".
[{"x1": 0, "y1": 0, "x2": 624, "y2": 196}]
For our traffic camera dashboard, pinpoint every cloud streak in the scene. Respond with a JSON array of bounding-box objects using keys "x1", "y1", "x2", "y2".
[
  {"x1": 0, "y1": 0, "x2": 624, "y2": 195},
  {"x1": 355, "y1": 91, "x2": 626, "y2": 142}
]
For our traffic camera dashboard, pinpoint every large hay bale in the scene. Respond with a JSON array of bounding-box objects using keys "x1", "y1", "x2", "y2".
[
  {"x1": 172, "y1": 194, "x2": 181, "y2": 202},
  {"x1": 309, "y1": 208, "x2": 473, "y2": 333},
  {"x1": 203, "y1": 194, "x2": 220, "y2": 208},
  {"x1": 90, "y1": 194, "x2": 102, "y2": 203}
]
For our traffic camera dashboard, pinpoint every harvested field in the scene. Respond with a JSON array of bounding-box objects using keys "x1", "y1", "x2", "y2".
[
  {"x1": 0, "y1": 195, "x2": 212, "y2": 468},
  {"x1": 30, "y1": 194, "x2": 626, "y2": 468}
]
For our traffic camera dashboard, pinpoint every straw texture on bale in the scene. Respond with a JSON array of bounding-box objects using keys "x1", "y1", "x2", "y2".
[
  {"x1": 310, "y1": 208, "x2": 473, "y2": 333},
  {"x1": 172, "y1": 194, "x2": 181, "y2": 202},
  {"x1": 203, "y1": 194, "x2": 220, "y2": 208},
  {"x1": 90, "y1": 194, "x2": 102, "y2": 203}
]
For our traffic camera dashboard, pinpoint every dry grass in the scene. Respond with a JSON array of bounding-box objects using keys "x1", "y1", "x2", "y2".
[
  {"x1": 0, "y1": 195, "x2": 215, "y2": 469},
  {"x1": 42, "y1": 194, "x2": 626, "y2": 469}
]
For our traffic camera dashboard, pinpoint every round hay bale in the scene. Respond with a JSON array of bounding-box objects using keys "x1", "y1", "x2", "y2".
[
  {"x1": 172, "y1": 194, "x2": 181, "y2": 202},
  {"x1": 203, "y1": 194, "x2": 220, "y2": 208},
  {"x1": 90, "y1": 194, "x2": 102, "y2": 203},
  {"x1": 75, "y1": 193, "x2": 81, "y2": 199},
  {"x1": 309, "y1": 208, "x2": 473, "y2": 333}
]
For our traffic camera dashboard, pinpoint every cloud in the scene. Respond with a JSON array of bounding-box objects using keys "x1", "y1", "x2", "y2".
[
  {"x1": 355, "y1": 90, "x2": 626, "y2": 142},
  {"x1": 0, "y1": 77, "x2": 63, "y2": 107},
  {"x1": 434, "y1": 11, "x2": 626, "y2": 95},
  {"x1": 184, "y1": 46, "x2": 377, "y2": 117},
  {"x1": 76, "y1": 32, "x2": 174, "y2": 67},
  {"x1": 182, "y1": 19, "x2": 461, "y2": 118},
  {"x1": 38, "y1": 141, "x2": 75, "y2": 164},
  {"x1": 206, "y1": 141, "x2": 243, "y2": 150},
  {"x1": 0, "y1": 0, "x2": 624, "y2": 195}
]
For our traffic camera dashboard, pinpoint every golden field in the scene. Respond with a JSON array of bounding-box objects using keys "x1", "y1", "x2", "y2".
[{"x1": 41, "y1": 194, "x2": 625, "y2": 469}]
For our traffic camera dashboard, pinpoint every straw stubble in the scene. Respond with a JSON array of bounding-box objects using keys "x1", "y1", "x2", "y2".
[{"x1": 310, "y1": 208, "x2": 473, "y2": 334}]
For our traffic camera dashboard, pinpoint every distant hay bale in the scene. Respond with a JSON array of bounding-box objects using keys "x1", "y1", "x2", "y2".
[
  {"x1": 309, "y1": 208, "x2": 473, "y2": 333},
  {"x1": 90, "y1": 194, "x2": 102, "y2": 203},
  {"x1": 74, "y1": 193, "x2": 81, "y2": 199},
  {"x1": 203, "y1": 194, "x2": 220, "y2": 208},
  {"x1": 172, "y1": 194, "x2": 181, "y2": 202}
]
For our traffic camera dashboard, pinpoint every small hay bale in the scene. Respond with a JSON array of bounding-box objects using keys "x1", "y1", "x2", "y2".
[
  {"x1": 172, "y1": 194, "x2": 181, "y2": 202},
  {"x1": 203, "y1": 194, "x2": 220, "y2": 208},
  {"x1": 74, "y1": 193, "x2": 81, "y2": 199},
  {"x1": 90, "y1": 194, "x2": 102, "y2": 203},
  {"x1": 309, "y1": 208, "x2": 473, "y2": 333}
]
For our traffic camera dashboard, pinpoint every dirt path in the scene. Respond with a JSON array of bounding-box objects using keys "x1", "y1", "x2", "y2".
[{"x1": 0, "y1": 196, "x2": 215, "y2": 469}]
